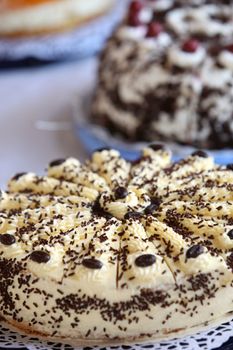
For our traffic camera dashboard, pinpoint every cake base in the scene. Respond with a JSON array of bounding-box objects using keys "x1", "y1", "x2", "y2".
[{"x1": 1, "y1": 312, "x2": 233, "y2": 347}]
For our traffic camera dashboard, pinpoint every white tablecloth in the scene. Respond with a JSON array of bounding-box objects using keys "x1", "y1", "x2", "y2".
[{"x1": 0, "y1": 58, "x2": 97, "y2": 189}]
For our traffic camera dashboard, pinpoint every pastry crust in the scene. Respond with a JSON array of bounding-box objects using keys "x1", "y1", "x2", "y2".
[
  {"x1": 0, "y1": 147, "x2": 233, "y2": 344},
  {"x1": 0, "y1": 0, "x2": 114, "y2": 37}
]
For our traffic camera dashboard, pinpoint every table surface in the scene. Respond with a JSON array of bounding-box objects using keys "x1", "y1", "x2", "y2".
[{"x1": 0, "y1": 59, "x2": 233, "y2": 350}]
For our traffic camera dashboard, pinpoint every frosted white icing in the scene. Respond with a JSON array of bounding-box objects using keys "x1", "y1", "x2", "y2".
[
  {"x1": 139, "y1": 7, "x2": 153, "y2": 23},
  {"x1": 219, "y1": 50, "x2": 233, "y2": 71},
  {"x1": 119, "y1": 26, "x2": 147, "y2": 41},
  {"x1": 150, "y1": 0, "x2": 174, "y2": 11},
  {"x1": 168, "y1": 46, "x2": 206, "y2": 68},
  {"x1": 167, "y1": 5, "x2": 233, "y2": 37}
]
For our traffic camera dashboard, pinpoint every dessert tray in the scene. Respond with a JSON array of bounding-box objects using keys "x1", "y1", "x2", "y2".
[
  {"x1": 1, "y1": 320, "x2": 233, "y2": 350},
  {"x1": 0, "y1": 1, "x2": 126, "y2": 61}
]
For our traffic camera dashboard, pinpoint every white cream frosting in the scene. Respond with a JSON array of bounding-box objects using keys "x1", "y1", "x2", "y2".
[
  {"x1": 219, "y1": 50, "x2": 233, "y2": 71},
  {"x1": 1, "y1": 148, "x2": 233, "y2": 343},
  {"x1": 168, "y1": 46, "x2": 206, "y2": 68}
]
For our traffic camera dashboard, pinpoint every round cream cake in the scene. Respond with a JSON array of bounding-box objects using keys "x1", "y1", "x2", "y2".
[
  {"x1": 91, "y1": 0, "x2": 233, "y2": 149},
  {"x1": 0, "y1": 0, "x2": 114, "y2": 37},
  {"x1": 1, "y1": 146, "x2": 233, "y2": 345}
]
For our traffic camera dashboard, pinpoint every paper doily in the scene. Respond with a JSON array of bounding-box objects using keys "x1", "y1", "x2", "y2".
[
  {"x1": 1, "y1": 320, "x2": 233, "y2": 350},
  {"x1": 0, "y1": 1, "x2": 126, "y2": 61}
]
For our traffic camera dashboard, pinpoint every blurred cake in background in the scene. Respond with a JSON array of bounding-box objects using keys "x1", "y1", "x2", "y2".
[
  {"x1": 91, "y1": 0, "x2": 233, "y2": 149},
  {"x1": 0, "y1": 0, "x2": 115, "y2": 36}
]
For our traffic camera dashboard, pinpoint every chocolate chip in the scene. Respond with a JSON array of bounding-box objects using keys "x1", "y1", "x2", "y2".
[
  {"x1": 30, "y1": 251, "x2": 51, "y2": 263},
  {"x1": 0, "y1": 234, "x2": 16, "y2": 246},
  {"x1": 135, "y1": 254, "x2": 156, "y2": 267},
  {"x1": 115, "y1": 187, "x2": 128, "y2": 199},
  {"x1": 124, "y1": 211, "x2": 142, "y2": 220},
  {"x1": 49, "y1": 159, "x2": 66, "y2": 167},
  {"x1": 82, "y1": 258, "x2": 103, "y2": 269},
  {"x1": 226, "y1": 164, "x2": 233, "y2": 170},
  {"x1": 148, "y1": 143, "x2": 166, "y2": 151},
  {"x1": 227, "y1": 229, "x2": 233, "y2": 240},
  {"x1": 191, "y1": 150, "x2": 209, "y2": 158},
  {"x1": 131, "y1": 157, "x2": 142, "y2": 165},
  {"x1": 145, "y1": 203, "x2": 159, "y2": 215},
  {"x1": 95, "y1": 147, "x2": 111, "y2": 152},
  {"x1": 12, "y1": 172, "x2": 27, "y2": 181},
  {"x1": 186, "y1": 245, "x2": 204, "y2": 259}
]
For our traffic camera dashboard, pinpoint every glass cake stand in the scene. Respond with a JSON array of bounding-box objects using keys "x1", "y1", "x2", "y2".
[{"x1": 73, "y1": 91, "x2": 233, "y2": 165}]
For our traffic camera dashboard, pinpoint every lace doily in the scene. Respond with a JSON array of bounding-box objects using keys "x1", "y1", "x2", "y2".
[
  {"x1": 0, "y1": 320, "x2": 233, "y2": 350},
  {"x1": 0, "y1": 1, "x2": 126, "y2": 61}
]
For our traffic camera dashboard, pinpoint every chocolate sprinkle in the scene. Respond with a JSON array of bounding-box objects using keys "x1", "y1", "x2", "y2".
[
  {"x1": 135, "y1": 254, "x2": 156, "y2": 267},
  {"x1": 186, "y1": 245, "x2": 205, "y2": 259},
  {"x1": 0, "y1": 234, "x2": 16, "y2": 246},
  {"x1": 30, "y1": 251, "x2": 51, "y2": 264},
  {"x1": 82, "y1": 258, "x2": 103, "y2": 269}
]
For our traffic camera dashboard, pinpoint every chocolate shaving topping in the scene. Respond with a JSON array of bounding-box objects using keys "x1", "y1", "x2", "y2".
[
  {"x1": 186, "y1": 245, "x2": 205, "y2": 259},
  {"x1": 95, "y1": 147, "x2": 111, "y2": 152},
  {"x1": 191, "y1": 150, "x2": 209, "y2": 158},
  {"x1": 82, "y1": 258, "x2": 103, "y2": 269},
  {"x1": 30, "y1": 251, "x2": 51, "y2": 264},
  {"x1": 0, "y1": 234, "x2": 16, "y2": 246},
  {"x1": 12, "y1": 172, "x2": 27, "y2": 181},
  {"x1": 148, "y1": 143, "x2": 166, "y2": 151},
  {"x1": 135, "y1": 254, "x2": 156, "y2": 267},
  {"x1": 49, "y1": 159, "x2": 66, "y2": 167},
  {"x1": 115, "y1": 186, "x2": 128, "y2": 199}
]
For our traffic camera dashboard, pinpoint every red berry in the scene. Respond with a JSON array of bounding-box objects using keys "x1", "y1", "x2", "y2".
[
  {"x1": 226, "y1": 44, "x2": 233, "y2": 53},
  {"x1": 129, "y1": 0, "x2": 143, "y2": 13},
  {"x1": 146, "y1": 22, "x2": 163, "y2": 38},
  {"x1": 182, "y1": 39, "x2": 199, "y2": 53},
  {"x1": 128, "y1": 12, "x2": 141, "y2": 27}
]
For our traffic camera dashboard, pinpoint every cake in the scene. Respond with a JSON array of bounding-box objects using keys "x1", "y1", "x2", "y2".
[
  {"x1": 0, "y1": 0, "x2": 114, "y2": 37},
  {"x1": 91, "y1": 0, "x2": 233, "y2": 149},
  {"x1": 1, "y1": 146, "x2": 233, "y2": 345}
]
